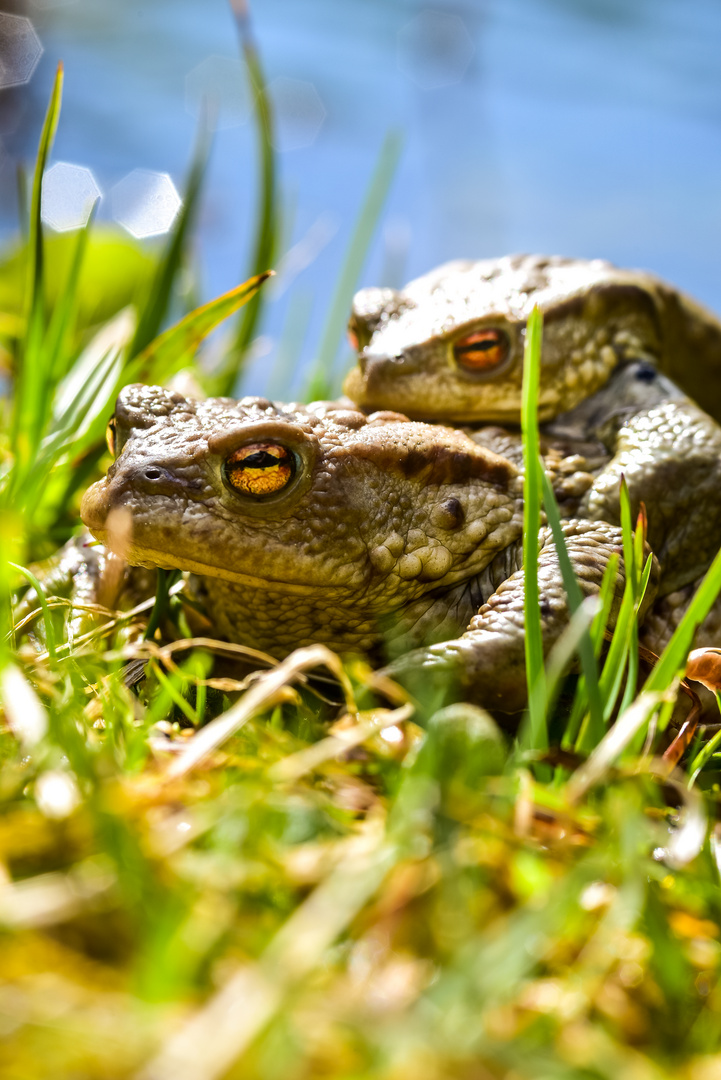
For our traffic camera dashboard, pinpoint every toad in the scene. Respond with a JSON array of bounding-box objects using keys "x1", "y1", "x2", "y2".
[
  {"x1": 344, "y1": 254, "x2": 721, "y2": 425},
  {"x1": 344, "y1": 255, "x2": 721, "y2": 613},
  {"x1": 80, "y1": 385, "x2": 640, "y2": 712}
]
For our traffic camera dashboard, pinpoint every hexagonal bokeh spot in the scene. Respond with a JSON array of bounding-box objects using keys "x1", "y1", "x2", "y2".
[
  {"x1": 268, "y1": 77, "x2": 326, "y2": 152},
  {"x1": 111, "y1": 169, "x2": 182, "y2": 240},
  {"x1": 397, "y1": 10, "x2": 474, "y2": 90},
  {"x1": 0, "y1": 13, "x2": 42, "y2": 89},
  {"x1": 185, "y1": 53, "x2": 249, "y2": 131},
  {"x1": 42, "y1": 162, "x2": 101, "y2": 232}
]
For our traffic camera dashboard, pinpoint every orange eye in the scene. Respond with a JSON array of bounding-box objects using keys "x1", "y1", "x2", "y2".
[
  {"x1": 453, "y1": 329, "x2": 510, "y2": 372},
  {"x1": 347, "y1": 317, "x2": 360, "y2": 352},
  {"x1": 106, "y1": 417, "x2": 117, "y2": 458},
  {"x1": 224, "y1": 442, "x2": 295, "y2": 498}
]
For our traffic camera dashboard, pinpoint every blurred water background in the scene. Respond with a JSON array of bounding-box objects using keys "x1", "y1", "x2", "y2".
[{"x1": 4, "y1": 0, "x2": 721, "y2": 396}]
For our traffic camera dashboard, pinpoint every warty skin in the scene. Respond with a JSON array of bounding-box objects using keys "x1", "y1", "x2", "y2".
[
  {"x1": 343, "y1": 255, "x2": 721, "y2": 657},
  {"x1": 345, "y1": 253, "x2": 721, "y2": 424},
  {"x1": 81, "y1": 384, "x2": 639, "y2": 712}
]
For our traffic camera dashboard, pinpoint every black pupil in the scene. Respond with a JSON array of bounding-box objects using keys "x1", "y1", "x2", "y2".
[
  {"x1": 457, "y1": 338, "x2": 498, "y2": 354},
  {"x1": 240, "y1": 450, "x2": 282, "y2": 470}
]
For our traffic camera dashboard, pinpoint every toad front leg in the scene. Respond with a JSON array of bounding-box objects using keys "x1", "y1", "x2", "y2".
[
  {"x1": 382, "y1": 520, "x2": 656, "y2": 713},
  {"x1": 543, "y1": 361, "x2": 721, "y2": 596},
  {"x1": 13, "y1": 536, "x2": 156, "y2": 652}
]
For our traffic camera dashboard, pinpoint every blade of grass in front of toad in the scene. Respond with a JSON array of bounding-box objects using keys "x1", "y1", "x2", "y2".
[
  {"x1": 540, "y1": 469, "x2": 604, "y2": 740},
  {"x1": 616, "y1": 501, "x2": 651, "y2": 718},
  {"x1": 561, "y1": 551, "x2": 619, "y2": 750},
  {"x1": 593, "y1": 485, "x2": 652, "y2": 729},
  {"x1": 581, "y1": 506, "x2": 721, "y2": 764},
  {"x1": 305, "y1": 130, "x2": 402, "y2": 401},
  {"x1": 9, "y1": 63, "x2": 63, "y2": 498},
  {"x1": 644, "y1": 543, "x2": 721, "y2": 699},
  {"x1": 8, "y1": 562, "x2": 56, "y2": 663},
  {"x1": 565, "y1": 481, "x2": 642, "y2": 751},
  {"x1": 574, "y1": 479, "x2": 640, "y2": 754},
  {"x1": 520, "y1": 306, "x2": 547, "y2": 751},
  {"x1": 221, "y1": 5, "x2": 278, "y2": 389}
]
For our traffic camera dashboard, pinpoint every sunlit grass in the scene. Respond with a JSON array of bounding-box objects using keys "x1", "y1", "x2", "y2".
[
  {"x1": 521, "y1": 306, "x2": 546, "y2": 751},
  {"x1": 3, "y1": 39, "x2": 721, "y2": 1080}
]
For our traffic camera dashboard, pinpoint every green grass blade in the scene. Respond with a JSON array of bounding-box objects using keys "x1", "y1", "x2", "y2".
[
  {"x1": 144, "y1": 569, "x2": 183, "y2": 648},
  {"x1": 24, "y1": 62, "x2": 63, "y2": 345},
  {"x1": 9, "y1": 562, "x2": 56, "y2": 662},
  {"x1": 45, "y1": 200, "x2": 99, "y2": 381},
  {"x1": 132, "y1": 271, "x2": 273, "y2": 382},
  {"x1": 521, "y1": 306, "x2": 546, "y2": 750},
  {"x1": 540, "y1": 470, "x2": 603, "y2": 738},
  {"x1": 593, "y1": 551, "x2": 621, "y2": 652},
  {"x1": 689, "y1": 721, "x2": 721, "y2": 785},
  {"x1": 306, "y1": 131, "x2": 402, "y2": 400},
  {"x1": 618, "y1": 620, "x2": 640, "y2": 718},
  {"x1": 561, "y1": 554, "x2": 618, "y2": 750},
  {"x1": 10, "y1": 63, "x2": 64, "y2": 479},
  {"x1": 543, "y1": 595, "x2": 599, "y2": 723},
  {"x1": 41, "y1": 341, "x2": 124, "y2": 465},
  {"x1": 644, "y1": 544, "x2": 721, "y2": 694},
  {"x1": 223, "y1": 11, "x2": 278, "y2": 384},
  {"x1": 616, "y1": 550, "x2": 654, "y2": 721},
  {"x1": 128, "y1": 122, "x2": 211, "y2": 360},
  {"x1": 598, "y1": 594, "x2": 634, "y2": 711},
  {"x1": 590, "y1": 507, "x2": 653, "y2": 731},
  {"x1": 619, "y1": 476, "x2": 636, "y2": 590},
  {"x1": 622, "y1": 500, "x2": 654, "y2": 717},
  {"x1": 27, "y1": 274, "x2": 271, "y2": 510}
]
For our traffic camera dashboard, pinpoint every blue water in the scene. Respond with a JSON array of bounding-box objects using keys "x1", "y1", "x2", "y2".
[{"x1": 10, "y1": 0, "x2": 721, "y2": 396}]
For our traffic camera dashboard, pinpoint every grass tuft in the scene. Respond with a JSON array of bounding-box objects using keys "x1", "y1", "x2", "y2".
[{"x1": 520, "y1": 306, "x2": 547, "y2": 753}]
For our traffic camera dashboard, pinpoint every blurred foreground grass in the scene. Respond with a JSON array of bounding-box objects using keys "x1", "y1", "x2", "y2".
[{"x1": 3, "y1": 48, "x2": 721, "y2": 1080}]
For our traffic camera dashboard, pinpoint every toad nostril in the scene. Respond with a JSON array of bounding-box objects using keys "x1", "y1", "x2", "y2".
[{"x1": 143, "y1": 466, "x2": 163, "y2": 481}]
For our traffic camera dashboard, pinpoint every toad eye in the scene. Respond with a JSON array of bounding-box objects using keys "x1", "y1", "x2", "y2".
[
  {"x1": 347, "y1": 313, "x2": 373, "y2": 352},
  {"x1": 224, "y1": 442, "x2": 296, "y2": 498},
  {"x1": 106, "y1": 417, "x2": 117, "y2": 458},
  {"x1": 453, "y1": 329, "x2": 510, "y2": 373},
  {"x1": 347, "y1": 315, "x2": 360, "y2": 352}
]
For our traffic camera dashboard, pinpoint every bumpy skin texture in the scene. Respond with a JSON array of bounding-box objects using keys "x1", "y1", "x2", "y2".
[
  {"x1": 344, "y1": 256, "x2": 721, "y2": 606},
  {"x1": 387, "y1": 521, "x2": 631, "y2": 713},
  {"x1": 548, "y1": 363, "x2": 721, "y2": 596},
  {"x1": 344, "y1": 254, "x2": 721, "y2": 424},
  {"x1": 80, "y1": 385, "x2": 637, "y2": 711}
]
